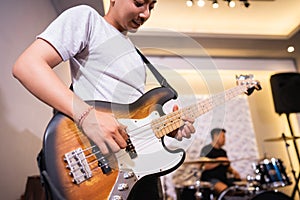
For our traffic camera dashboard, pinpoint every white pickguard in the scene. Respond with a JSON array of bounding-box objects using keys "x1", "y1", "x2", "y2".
[{"x1": 116, "y1": 111, "x2": 185, "y2": 179}]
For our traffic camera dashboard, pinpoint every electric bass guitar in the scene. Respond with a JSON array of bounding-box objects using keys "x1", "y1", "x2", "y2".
[{"x1": 42, "y1": 74, "x2": 261, "y2": 200}]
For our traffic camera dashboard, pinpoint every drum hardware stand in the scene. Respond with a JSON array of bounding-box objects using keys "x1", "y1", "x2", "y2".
[
  {"x1": 282, "y1": 133, "x2": 299, "y2": 193},
  {"x1": 194, "y1": 180, "x2": 204, "y2": 200},
  {"x1": 285, "y1": 113, "x2": 300, "y2": 199},
  {"x1": 193, "y1": 166, "x2": 206, "y2": 200}
]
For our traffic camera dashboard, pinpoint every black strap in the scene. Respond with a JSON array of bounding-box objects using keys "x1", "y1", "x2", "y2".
[{"x1": 136, "y1": 48, "x2": 178, "y2": 97}]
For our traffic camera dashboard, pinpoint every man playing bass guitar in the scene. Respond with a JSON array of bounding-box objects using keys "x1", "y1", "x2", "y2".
[{"x1": 13, "y1": 0, "x2": 196, "y2": 199}]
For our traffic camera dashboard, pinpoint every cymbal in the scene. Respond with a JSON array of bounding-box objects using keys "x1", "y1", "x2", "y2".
[
  {"x1": 184, "y1": 157, "x2": 230, "y2": 164},
  {"x1": 264, "y1": 136, "x2": 300, "y2": 142}
]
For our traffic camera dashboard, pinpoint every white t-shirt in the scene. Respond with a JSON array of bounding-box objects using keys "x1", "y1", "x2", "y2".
[{"x1": 38, "y1": 5, "x2": 146, "y2": 103}]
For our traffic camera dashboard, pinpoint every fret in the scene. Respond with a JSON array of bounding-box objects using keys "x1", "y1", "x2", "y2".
[
  {"x1": 152, "y1": 85, "x2": 247, "y2": 138},
  {"x1": 151, "y1": 74, "x2": 261, "y2": 139}
]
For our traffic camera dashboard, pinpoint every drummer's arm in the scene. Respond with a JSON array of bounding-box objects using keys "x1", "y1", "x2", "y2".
[
  {"x1": 203, "y1": 157, "x2": 229, "y2": 170},
  {"x1": 203, "y1": 162, "x2": 221, "y2": 170},
  {"x1": 227, "y1": 166, "x2": 241, "y2": 180}
]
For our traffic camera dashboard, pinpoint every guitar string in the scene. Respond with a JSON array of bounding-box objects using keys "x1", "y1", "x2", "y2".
[
  {"x1": 100, "y1": 85, "x2": 246, "y2": 160},
  {"x1": 125, "y1": 85, "x2": 245, "y2": 139},
  {"x1": 69, "y1": 96, "x2": 248, "y2": 182},
  {"x1": 129, "y1": 86, "x2": 241, "y2": 141},
  {"x1": 68, "y1": 85, "x2": 243, "y2": 162},
  {"x1": 66, "y1": 133, "x2": 160, "y2": 178},
  {"x1": 67, "y1": 118, "x2": 175, "y2": 176},
  {"x1": 67, "y1": 96, "x2": 223, "y2": 173},
  {"x1": 70, "y1": 136, "x2": 169, "y2": 179},
  {"x1": 66, "y1": 85, "x2": 247, "y2": 175},
  {"x1": 66, "y1": 99, "x2": 218, "y2": 179}
]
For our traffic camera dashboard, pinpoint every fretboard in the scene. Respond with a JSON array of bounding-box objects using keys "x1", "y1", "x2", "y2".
[{"x1": 151, "y1": 85, "x2": 247, "y2": 138}]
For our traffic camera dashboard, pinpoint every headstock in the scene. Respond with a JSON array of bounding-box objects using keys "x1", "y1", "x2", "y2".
[{"x1": 236, "y1": 74, "x2": 262, "y2": 96}]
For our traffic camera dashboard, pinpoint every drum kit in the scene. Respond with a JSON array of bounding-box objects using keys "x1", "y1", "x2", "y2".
[{"x1": 173, "y1": 135, "x2": 298, "y2": 200}]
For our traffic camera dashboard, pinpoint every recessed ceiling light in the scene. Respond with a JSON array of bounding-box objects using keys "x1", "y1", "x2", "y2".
[
  {"x1": 186, "y1": 0, "x2": 193, "y2": 7},
  {"x1": 197, "y1": 0, "x2": 205, "y2": 7},
  {"x1": 212, "y1": 0, "x2": 219, "y2": 8},
  {"x1": 287, "y1": 46, "x2": 295, "y2": 53}
]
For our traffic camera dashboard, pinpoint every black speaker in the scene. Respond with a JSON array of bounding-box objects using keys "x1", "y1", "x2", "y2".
[{"x1": 270, "y1": 72, "x2": 300, "y2": 114}]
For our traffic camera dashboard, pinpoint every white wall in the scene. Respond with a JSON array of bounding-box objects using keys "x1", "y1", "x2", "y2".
[
  {"x1": 0, "y1": 0, "x2": 61, "y2": 199},
  {"x1": 147, "y1": 56, "x2": 299, "y2": 198}
]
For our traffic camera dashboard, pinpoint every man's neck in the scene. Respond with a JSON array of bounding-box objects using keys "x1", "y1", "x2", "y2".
[{"x1": 211, "y1": 142, "x2": 221, "y2": 149}]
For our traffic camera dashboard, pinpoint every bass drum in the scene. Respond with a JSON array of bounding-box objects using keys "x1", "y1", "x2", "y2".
[
  {"x1": 251, "y1": 191, "x2": 292, "y2": 200},
  {"x1": 218, "y1": 186, "x2": 292, "y2": 200}
]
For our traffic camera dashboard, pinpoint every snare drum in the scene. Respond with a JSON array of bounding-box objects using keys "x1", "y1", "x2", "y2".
[
  {"x1": 253, "y1": 158, "x2": 291, "y2": 189},
  {"x1": 175, "y1": 180, "x2": 213, "y2": 200}
]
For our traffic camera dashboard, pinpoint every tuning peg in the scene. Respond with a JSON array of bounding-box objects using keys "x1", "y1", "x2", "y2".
[{"x1": 255, "y1": 82, "x2": 262, "y2": 91}]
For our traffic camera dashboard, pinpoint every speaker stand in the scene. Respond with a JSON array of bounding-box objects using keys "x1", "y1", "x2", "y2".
[{"x1": 285, "y1": 113, "x2": 300, "y2": 199}]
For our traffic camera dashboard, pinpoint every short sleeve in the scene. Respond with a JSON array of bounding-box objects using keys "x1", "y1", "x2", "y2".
[{"x1": 37, "y1": 5, "x2": 98, "y2": 61}]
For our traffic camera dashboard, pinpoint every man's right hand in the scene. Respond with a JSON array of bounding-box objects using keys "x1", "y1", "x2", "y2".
[{"x1": 80, "y1": 108, "x2": 128, "y2": 154}]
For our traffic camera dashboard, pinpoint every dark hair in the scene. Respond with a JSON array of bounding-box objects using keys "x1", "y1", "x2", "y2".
[{"x1": 210, "y1": 128, "x2": 226, "y2": 140}]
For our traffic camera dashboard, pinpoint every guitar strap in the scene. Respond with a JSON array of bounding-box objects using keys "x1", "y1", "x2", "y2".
[
  {"x1": 135, "y1": 48, "x2": 176, "y2": 199},
  {"x1": 135, "y1": 47, "x2": 178, "y2": 98}
]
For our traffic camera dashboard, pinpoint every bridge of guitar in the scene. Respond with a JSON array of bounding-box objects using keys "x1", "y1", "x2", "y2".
[{"x1": 64, "y1": 148, "x2": 93, "y2": 184}]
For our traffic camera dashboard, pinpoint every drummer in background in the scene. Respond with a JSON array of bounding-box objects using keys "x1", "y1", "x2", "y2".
[{"x1": 200, "y1": 128, "x2": 241, "y2": 196}]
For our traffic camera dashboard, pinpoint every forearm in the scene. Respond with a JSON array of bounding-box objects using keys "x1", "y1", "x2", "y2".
[
  {"x1": 228, "y1": 166, "x2": 241, "y2": 179},
  {"x1": 202, "y1": 156, "x2": 230, "y2": 170},
  {"x1": 203, "y1": 163, "x2": 220, "y2": 170},
  {"x1": 12, "y1": 39, "x2": 89, "y2": 120}
]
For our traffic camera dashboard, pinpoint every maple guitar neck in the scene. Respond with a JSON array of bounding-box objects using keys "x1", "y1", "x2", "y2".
[{"x1": 152, "y1": 84, "x2": 248, "y2": 138}]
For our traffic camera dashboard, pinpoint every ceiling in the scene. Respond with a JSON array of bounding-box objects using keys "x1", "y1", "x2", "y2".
[
  {"x1": 52, "y1": 0, "x2": 300, "y2": 70},
  {"x1": 140, "y1": 0, "x2": 300, "y2": 38}
]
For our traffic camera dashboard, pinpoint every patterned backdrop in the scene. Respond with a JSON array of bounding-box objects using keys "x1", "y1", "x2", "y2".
[{"x1": 161, "y1": 95, "x2": 259, "y2": 199}]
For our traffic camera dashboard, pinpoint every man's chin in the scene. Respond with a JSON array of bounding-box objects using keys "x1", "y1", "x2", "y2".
[{"x1": 128, "y1": 28, "x2": 138, "y2": 33}]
